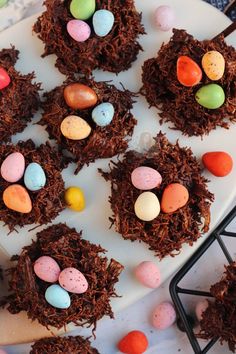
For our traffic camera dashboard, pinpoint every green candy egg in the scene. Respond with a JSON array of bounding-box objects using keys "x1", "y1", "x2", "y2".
[
  {"x1": 195, "y1": 84, "x2": 225, "y2": 109},
  {"x1": 0, "y1": 0, "x2": 7, "y2": 8},
  {"x1": 70, "y1": 0, "x2": 96, "y2": 20}
]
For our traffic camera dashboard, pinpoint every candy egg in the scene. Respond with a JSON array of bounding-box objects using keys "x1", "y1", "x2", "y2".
[
  {"x1": 152, "y1": 302, "x2": 176, "y2": 329},
  {"x1": 177, "y1": 56, "x2": 202, "y2": 87},
  {"x1": 59, "y1": 267, "x2": 88, "y2": 294},
  {"x1": 24, "y1": 162, "x2": 46, "y2": 191},
  {"x1": 1, "y1": 152, "x2": 25, "y2": 183},
  {"x1": 134, "y1": 192, "x2": 160, "y2": 222},
  {"x1": 70, "y1": 0, "x2": 95, "y2": 20},
  {"x1": 202, "y1": 151, "x2": 233, "y2": 177},
  {"x1": 67, "y1": 20, "x2": 91, "y2": 42},
  {"x1": 64, "y1": 83, "x2": 98, "y2": 110},
  {"x1": 0, "y1": 67, "x2": 10, "y2": 90},
  {"x1": 118, "y1": 330, "x2": 148, "y2": 354},
  {"x1": 202, "y1": 51, "x2": 225, "y2": 81},
  {"x1": 92, "y1": 102, "x2": 114, "y2": 127},
  {"x1": 135, "y1": 261, "x2": 161, "y2": 289},
  {"x1": 3, "y1": 184, "x2": 32, "y2": 213},
  {"x1": 161, "y1": 183, "x2": 189, "y2": 213},
  {"x1": 195, "y1": 84, "x2": 225, "y2": 109},
  {"x1": 195, "y1": 299, "x2": 209, "y2": 321},
  {"x1": 154, "y1": 5, "x2": 175, "y2": 31},
  {"x1": 93, "y1": 10, "x2": 115, "y2": 37},
  {"x1": 45, "y1": 284, "x2": 71, "y2": 309},
  {"x1": 34, "y1": 256, "x2": 61, "y2": 283},
  {"x1": 65, "y1": 186, "x2": 85, "y2": 211},
  {"x1": 60, "y1": 115, "x2": 91, "y2": 140},
  {"x1": 131, "y1": 166, "x2": 162, "y2": 190}
]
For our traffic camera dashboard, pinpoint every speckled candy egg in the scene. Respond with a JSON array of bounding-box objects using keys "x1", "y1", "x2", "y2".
[
  {"x1": 134, "y1": 192, "x2": 160, "y2": 222},
  {"x1": 65, "y1": 186, "x2": 85, "y2": 212},
  {"x1": 93, "y1": 10, "x2": 115, "y2": 37},
  {"x1": 59, "y1": 267, "x2": 88, "y2": 294},
  {"x1": 195, "y1": 84, "x2": 225, "y2": 109},
  {"x1": 202, "y1": 51, "x2": 225, "y2": 81},
  {"x1": 64, "y1": 83, "x2": 98, "y2": 110},
  {"x1": 177, "y1": 56, "x2": 202, "y2": 87},
  {"x1": 0, "y1": 67, "x2": 10, "y2": 89},
  {"x1": 67, "y1": 20, "x2": 91, "y2": 42},
  {"x1": 131, "y1": 166, "x2": 162, "y2": 190},
  {"x1": 1, "y1": 152, "x2": 25, "y2": 183},
  {"x1": 195, "y1": 299, "x2": 209, "y2": 321},
  {"x1": 70, "y1": 0, "x2": 95, "y2": 20},
  {"x1": 24, "y1": 162, "x2": 46, "y2": 191},
  {"x1": 161, "y1": 183, "x2": 189, "y2": 213},
  {"x1": 152, "y1": 302, "x2": 176, "y2": 329},
  {"x1": 3, "y1": 184, "x2": 32, "y2": 213},
  {"x1": 154, "y1": 6, "x2": 175, "y2": 31},
  {"x1": 34, "y1": 256, "x2": 61, "y2": 283},
  {"x1": 45, "y1": 284, "x2": 71, "y2": 309},
  {"x1": 135, "y1": 261, "x2": 161, "y2": 289},
  {"x1": 60, "y1": 115, "x2": 91, "y2": 140},
  {"x1": 92, "y1": 102, "x2": 115, "y2": 127}
]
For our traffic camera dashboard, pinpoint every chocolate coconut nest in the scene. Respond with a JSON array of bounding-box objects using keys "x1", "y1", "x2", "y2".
[
  {"x1": 0, "y1": 48, "x2": 40, "y2": 142},
  {"x1": 199, "y1": 262, "x2": 236, "y2": 352},
  {"x1": 40, "y1": 78, "x2": 136, "y2": 173},
  {"x1": 141, "y1": 29, "x2": 236, "y2": 136},
  {"x1": 100, "y1": 133, "x2": 214, "y2": 258},
  {"x1": 33, "y1": 0, "x2": 145, "y2": 77},
  {"x1": 5, "y1": 224, "x2": 123, "y2": 329},
  {"x1": 0, "y1": 140, "x2": 65, "y2": 232},
  {"x1": 30, "y1": 336, "x2": 99, "y2": 354}
]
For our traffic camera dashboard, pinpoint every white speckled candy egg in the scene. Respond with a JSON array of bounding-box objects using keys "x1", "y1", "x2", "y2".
[
  {"x1": 67, "y1": 20, "x2": 91, "y2": 42},
  {"x1": 24, "y1": 162, "x2": 46, "y2": 191},
  {"x1": 134, "y1": 192, "x2": 160, "y2": 222},
  {"x1": 59, "y1": 267, "x2": 88, "y2": 294},
  {"x1": 45, "y1": 284, "x2": 71, "y2": 309},
  {"x1": 92, "y1": 102, "x2": 115, "y2": 127},
  {"x1": 202, "y1": 51, "x2": 225, "y2": 81},
  {"x1": 152, "y1": 302, "x2": 176, "y2": 329},
  {"x1": 93, "y1": 10, "x2": 114, "y2": 37},
  {"x1": 135, "y1": 261, "x2": 161, "y2": 288},
  {"x1": 195, "y1": 299, "x2": 209, "y2": 321},
  {"x1": 1, "y1": 152, "x2": 25, "y2": 183},
  {"x1": 34, "y1": 256, "x2": 61, "y2": 283},
  {"x1": 131, "y1": 166, "x2": 162, "y2": 190},
  {"x1": 154, "y1": 5, "x2": 175, "y2": 31},
  {"x1": 61, "y1": 115, "x2": 91, "y2": 140}
]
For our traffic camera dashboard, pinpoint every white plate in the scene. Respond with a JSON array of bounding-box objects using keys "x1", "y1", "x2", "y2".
[{"x1": 0, "y1": 0, "x2": 235, "y2": 346}]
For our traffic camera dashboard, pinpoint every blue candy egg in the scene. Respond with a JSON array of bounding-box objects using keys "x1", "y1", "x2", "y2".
[
  {"x1": 92, "y1": 102, "x2": 115, "y2": 127},
  {"x1": 92, "y1": 10, "x2": 114, "y2": 37},
  {"x1": 24, "y1": 162, "x2": 46, "y2": 191},
  {"x1": 45, "y1": 284, "x2": 71, "y2": 309}
]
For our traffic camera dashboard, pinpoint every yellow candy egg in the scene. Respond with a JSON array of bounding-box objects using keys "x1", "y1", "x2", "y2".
[
  {"x1": 65, "y1": 187, "x2": 85, "y2": 211},
  {"x1": 60, "y1": 115, "x2": 91, "y2": 140},
  {"x1": 202, "y1": 51, "x2": 225, "y2": 81}
]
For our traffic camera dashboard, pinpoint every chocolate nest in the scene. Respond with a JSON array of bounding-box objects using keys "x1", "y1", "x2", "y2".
[
  {"x1": 0, "y1": 48, "x2": 40, "y2": 142},
  {"x1": 0, "y1": 140, "x2": 65, "y2": 232},
  {"x1": 199, "y1": 262, "x2": 236, "y2": 352},
  {"x1": 40, "y1": 78, "x2": 136, "y2": 173},
  {"x1": 5, "y1": 224, "x2": 123, "y2": 329},
  {"x1": 33, "y1": 0, "x2": 145, "y2": 77},
  {"x1": 100, "y1": 133, "x2": 214, "y2": 258},
  {"x1": 30, "y1": 336, "x2": 99, "y2": 354},
  {"x1": 141, "y1": 29, "x2": 236, "y2": 136}
]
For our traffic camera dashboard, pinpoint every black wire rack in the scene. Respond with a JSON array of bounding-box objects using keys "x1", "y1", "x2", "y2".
[{"x1": 170, "y1": 205, "x2": 236, "y2": 354}]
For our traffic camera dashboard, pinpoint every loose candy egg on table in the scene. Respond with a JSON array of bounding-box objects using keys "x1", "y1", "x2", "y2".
[
  {"x1": 195, "y1": 299, "x2": 209, "y2": 321},
  {"x1": 65, "y1": 186, "x2": 85, "y2": 211},
  {"x1": 202, "y1": 51, "x2": 225, "y2": 81},
  {"x1": 161, "y1": 183, "x2": 189, "y2": 213},
  {"x1": 118, "y1": 330, "x2": 149, "y2": 354},
  {"x1": 195, "y1": 83, "x2": 225, "y2": 109},
  {"x1": 67, "y1": 20, "x2": 91, "y2": 42},
  {"x1": 177, "y1": 56, "x2": 202, "y2": 87},
  {"x1": 0, "y1": 67, "x2": 11, "y2": 90},
  {"x1": 64, "y1": 83, "x2": 98, "y2": 110},
  {"x1": 154, "y1": 5, "x2": 175, "y2": 31},
  {"x1": 1, "y1": 152, "x2": 25, "y2": 183},
  {"x1": 134, "y1": 192, "x2": 160, "y2": 222},
  {"x1": 34, "y1": 256, "x2": 61, "y2": 283},
  {"x1": 135, "y1": 261, "x2": 161, "y2": 289},
  {"x1": 70, "y1": 0, "x2": 95, "y2": 20},
  {"x1": 59, "y1": 267, "x2": 88, "y2": 294},
  {"x1": 45, "y1": 284, "x2": 71, "y2": 309},
  {"x1": 3, "y1": 184, "x2": 32, "y2": 213},
  {"x1": 92, "y1": 102, "x2": 114, "y2": 127},
  {"x1": 60, "y1": 115, "x2": 91, "y2": 140},
  {"x1": 93, "y1": 10, "x2": 115, "y2": 37},
  {"x1": 152, "y1": 302, "x2": 176, "y2": 330},
  {"x1": 24, "y1": 162, "x2": 46, "y2": 191},
  {"x1": 202, "y1": 151, "x2": 233, "y2": 177},
  {"x1": 131, "y1": 166, "x2": 162, "y2": 190}
]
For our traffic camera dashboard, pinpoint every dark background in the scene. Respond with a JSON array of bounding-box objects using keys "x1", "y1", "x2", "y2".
[{"x1": 206, "y1": 0, "x2": 236, "y2": 20}]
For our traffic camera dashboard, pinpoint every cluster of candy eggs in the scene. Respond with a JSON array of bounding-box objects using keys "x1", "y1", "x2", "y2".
[
  {"x1": 131, "y1": 166, "x2": 189, "y2": 222},
  {"x1": 0, "y1": 152, "x2": 46, "y2": 213},
  {"x1": 34, "y1": 256, "x2": 88, "y2": 309},
  {"x1": 67, "y1": 0, "x2": 114, "y2": 42}
]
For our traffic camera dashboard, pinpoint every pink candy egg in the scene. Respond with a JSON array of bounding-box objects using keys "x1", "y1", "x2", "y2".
[
  {"x1": 0, "y1": 350, "x2": 7, "y2": 354},
  {"x1": 59, "y1": 267, "x2": 88, "y2": 294},
  {"x1": 131, "y1": 166, "x2": 162, "y2": 190},
  {"x1": 135, "y1": 261, "x2": 161, "y2": 289},
  {"x1": 34, "y1": 256, "x2": 61, "y2": 283},
  {"x1": 152, "y1": 302, "x2": 176, "y2": 329},
  {"x1": 154, "y1": 5, "x2": 175, "y2": 31},
  {"x1": 195, "y1": 299, "x2": 209, "y2": 321},
  {"x1": 67, "y1": 20, "x2": 91, "y2": 42},
  {"x1": 1, "y1": 152, "x2": 25, "y2": 183}
]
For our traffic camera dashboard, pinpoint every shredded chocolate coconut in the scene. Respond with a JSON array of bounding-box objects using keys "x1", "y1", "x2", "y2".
[
  {"x1": 5, "y1": 224, "x2": 123, "y2": 330},
  {"x1": 100, "y1": 133, "x2": 214, "y2": 258},
  {"x1": 141, "y1": 29, "x2": 236, "y2": 136},
  {"x1": 0, "y1": 48, "x2": 41, "y2": 142},
  {"x1": 40, "y1": 78, "x2": 136, "y2": 174},
  {"x1": 33, "y1": 0, "x2": 145, "y2": 77},
  {"x1": 0, "y1": 140, "x2": 65, "y2": 232}
]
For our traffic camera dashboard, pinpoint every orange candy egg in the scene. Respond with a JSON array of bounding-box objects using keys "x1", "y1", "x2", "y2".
[
  {"x1": 118, "y1": 330, "x2": 149, "y2": 354},
  {"x1": 177, "y1": 56, "x2": 202, "y2": 87},
  {"x1": 202, "y1": 151, "x2": 233, "y2": 177},
  {"x1": 64, "y1": 83, "x2": 98, "y2": 110},
  {"x1": 3, "y1": 184, "x2": 32, "y2": 213},
  {"x1": 161, "y1": 183, "x2": 189, "y2": 213}
]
